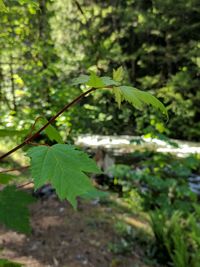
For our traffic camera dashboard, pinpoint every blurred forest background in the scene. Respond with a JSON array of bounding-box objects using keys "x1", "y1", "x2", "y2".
[
  {"x1": 1, "y1": 1, "x2": 200, "y2": 267},
  {"x1": 0, "y1": 0, "x2": 199, "y2": 140}
]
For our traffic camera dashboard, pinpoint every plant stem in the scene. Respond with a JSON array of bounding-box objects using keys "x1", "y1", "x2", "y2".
[
  {"x1": 17, "y1": 180, "x2": 33, "y2": 189},
  {"x1": 0, "y1": 166, "x2": 29, "y2": 173},
  {"x1": 0, "y1": 87, "x2": 97, "y2": 161}
]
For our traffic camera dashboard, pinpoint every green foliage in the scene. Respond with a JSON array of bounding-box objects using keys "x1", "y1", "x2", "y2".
[
  {"x1": 54, "y1": 0, "x2": 200, "y2": 139},
  {"x1": 150, "y1": 210, "x2": 200, "y2": 267},
  {"x1": 0, "y1": 0, "x2": 6, "y2": 12},
  {"x1": 0, "y1": 68, "x2": 167, "y2": 241},
  {"x1": 100, "y1": 76, "x2": 119, "y2": 86},
  {"x1": 0, "y1": 0, "x2": 199, "y2": 139},
  {"x1": 86, "y1": 72, "x2": 105, "y2": 88},
  {"x1": 108, "y1": 67, "x2": 124, "y2": 107},
  {"x1": 109, "y1": 220, "x2": 150, "y2": 256},
  {"x1": 43, "y1": 121, "x2": 64, "y2": 144},
  {"x1": 36, "y1": 117, "x2": 64, "y2": 144},
  {"x1": 0, "y1": 173, "x2": 16, "y2": 184},
  {"x1": 109, "y1": 152, "x2": 199, "y2": 213},
  {"x1": 18, "y1": 0, "x2": 38, "y2": 6},
  {"x1": 0, "y1": 1, "x2": 199, "y2": 265},
  {"x1": 0, "y1": 129, "x2": 28, "y2": 138},
  {"x1": 0, "y1": 259, "x2": 23, "y2": 267},
  {"x1": 119, "y1": 86, "x2": 168, "y2": 118},
  {"x1": 108, "y1": 150, "x2": 200, "y2": 266},
  {"x1": 27, "y1": 144, "x2": 101, "y2": 208},
  {"x1": 113, "y1": 67, "x2": 124, "y2": 83},
  {"x1": 113, "y1": 87, "x2": 123, "y2": 108},
  {"x1": 73, "y1": 70, "x2": 168, "y2": 117},
  {"x1": 72, "y1": 73, "x2": 119, "y2": 87},
  {"x1": 72, "y1": 75, "x2": 90, "y2": 85},
  {"x1": 0, "y1": 186, "x2": 35, "y2": 234}
]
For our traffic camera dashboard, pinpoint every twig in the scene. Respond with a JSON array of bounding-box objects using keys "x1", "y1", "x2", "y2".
[
  {"x1": 17, "y1": 180, "x2": 34, "y2": 189},
  {"x1": 74, "y1": 0, "x2": 85, "y2": 16},
  {"x1": 27, "y1": 142, "x2": 49, "y2": 147},
  {"x1": 0, "y1": 166, "x2": 29, "y2": 174},
  {"x1": 0, "y1": 87, "x2": 97, "y2": 161}
]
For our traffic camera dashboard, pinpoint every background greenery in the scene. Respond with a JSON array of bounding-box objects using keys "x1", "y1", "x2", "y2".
[
  {"x1": 0, "y1": 0, "x2": 200, "y2": 140},
  {"x1": 1, "y1": 1, "x2": 200, "y2": 266}
]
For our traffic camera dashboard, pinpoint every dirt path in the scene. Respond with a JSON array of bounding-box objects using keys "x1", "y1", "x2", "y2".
[{"x1": 0, "y1": 195, "x2": 148, "y2": 267}]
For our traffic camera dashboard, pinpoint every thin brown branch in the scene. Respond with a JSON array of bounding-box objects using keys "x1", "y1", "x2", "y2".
[
  {"x1": 0, "y1": 87, "x2": 97, "y2": 161},
  {"x1": 74, "y1": 0, "x2": 85, "y2": 16},
  {"x1": 0, "y1": 166, "x2": 29, "y2": 174},
  {"x1": 27, "y1": 142, "x2": 49, "y2": 147},
  {"x1": 17, "y1": 180, "x2": 34, "y2": 189}
]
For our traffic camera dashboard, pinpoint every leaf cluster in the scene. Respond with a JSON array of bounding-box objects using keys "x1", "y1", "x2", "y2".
[{"x1": 73, "y1": 69, "x2": 168, "y2": 118}]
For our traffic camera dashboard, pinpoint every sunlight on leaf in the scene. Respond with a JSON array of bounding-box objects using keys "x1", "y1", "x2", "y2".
[
  {"x1": 119, "y1": 86, "x2": 168, "y2": 118},
  {"x1": 87, "y1": 72, "x2": 105, "y2": 88},
  {"x1": 113, "y1": 66, "x2": 124, "y2": 82},
  {"x1": 100, "y1": 76, "x2": 119, "y2": 86},
  {"x1": 113, "y1": 87, "x2": 124, "y2": 108}
]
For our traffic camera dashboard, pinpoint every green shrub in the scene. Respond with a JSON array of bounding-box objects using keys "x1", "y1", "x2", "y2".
[
  {"x1": 108, "y1": 152, "x2": 199, "y2": 214},
  {"x1": 150, "y1": 210, "x2": 200, "y2": 267}
]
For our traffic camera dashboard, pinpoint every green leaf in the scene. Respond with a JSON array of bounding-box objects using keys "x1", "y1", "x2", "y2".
[
  {"x1": 72, "y1": 75, "x2": 118, "y2": 87},
  {"x1": 119, "y1": 86, "x2": 143, "y2": 109},
  {"x1": 0, "y1": 258, "x2": 23, "y2": 267},
  {"x1": 113, "y1": 87, "x2": 124, "y2": 108},
  {"x1": 40, "y1": 118, "x2": 64, "y2": 144},
  {"x1": 0, "y1": 173, "x2": 16, "y2": 185},
  {"x1": 0, "y1": 186, "x2": 35, "y2": 234},
  {"x1": 100, "y1": 76, "x2": 119, "y2": 86},
  {"x1": 30, "y1": 117, "x2": 63, "y2": 144},
  {"x1": 87, "y1": 72, "x2": 105, "y2": 88},
  {"x1": 72, "y1": 75, "x2": 90, "y2": 85},
  {"x1": 120, "y1": 86, "x2": 168, "y2": 117},
  {"x1": 27, "y1": 144, "x2": 101, "y2": 208},
  {"x1": 113, "y1": 66, "x2": 124, "y2": 82}
]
